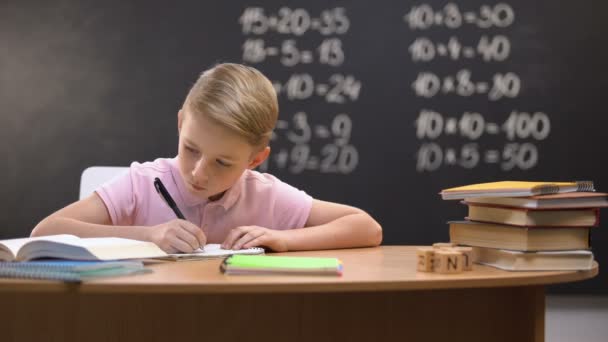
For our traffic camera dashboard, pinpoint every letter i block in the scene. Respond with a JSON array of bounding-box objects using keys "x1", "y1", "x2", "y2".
[
  {"x1": 416, "y1": 247, "x2": 436, "y2": 272},
  {"x1": 451, "y1": 246, "x2": 473, "y2": 271},
  {"x1": 433, "y1": 250, "x2": 463, "y2": 274}
]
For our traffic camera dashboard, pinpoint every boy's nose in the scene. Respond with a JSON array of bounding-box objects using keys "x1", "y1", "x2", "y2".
[{"x1": 192, "y1": 158, "x2": 210, "y2": 182}]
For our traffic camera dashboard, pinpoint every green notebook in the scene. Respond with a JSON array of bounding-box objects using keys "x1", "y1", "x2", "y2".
[{"x1": 220, "y1": 255, "x2": 343, "y2": 276}]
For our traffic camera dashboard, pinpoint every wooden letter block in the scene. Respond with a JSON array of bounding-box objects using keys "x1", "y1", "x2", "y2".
[
  {"x1": 416, "y1": 247, "x2": 435, "y2": 272},
  {"x1": 433, "y1": 250, "x2": 463, "y2": 274},
  {"x1": 451, "y1": 246, "x2": 473, "y2": 271},
  {"x1": 432, "y1": 242, "x2": 456, "y2": 249}
]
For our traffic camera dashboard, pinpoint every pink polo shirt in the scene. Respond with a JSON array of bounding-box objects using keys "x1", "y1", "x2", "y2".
[{"x1": 96, "y1": 157, "x2": 313, "y2": 243}]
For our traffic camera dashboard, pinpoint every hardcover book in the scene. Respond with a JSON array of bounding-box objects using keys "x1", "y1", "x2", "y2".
[
  {"x1": 466, "y1": 204, "x2": 599, "y2": 227},
  {"x1": 464, "y1": 192, "x2": 608, "y2": 209},
  {"x1": 449, "y1": 221, "x2": 590, "y2": 251},
  {"x1": 472, "y1": 246, "x2": 594, "y2": 271}
]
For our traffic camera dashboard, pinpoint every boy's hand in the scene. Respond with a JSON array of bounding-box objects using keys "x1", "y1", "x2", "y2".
[
  {"x1": 222, "y1": 226, "x2": 288, "y2": 252},
  {"x1": 148, "y1": 219, "x2": 206, "y2": 253}
]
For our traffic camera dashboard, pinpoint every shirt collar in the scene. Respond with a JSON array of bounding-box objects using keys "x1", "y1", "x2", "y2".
[{"x1": 168, "y1": 157, "x2": 243, "y2": 210}]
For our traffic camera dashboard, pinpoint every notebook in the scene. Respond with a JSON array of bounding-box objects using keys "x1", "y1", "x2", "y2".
[
  {"x1": 220, "y1": 254, "x2": 343, "y2": 276},
  {"x1": 440, "y1": 181, "x2": 595, "y2": 200},
  {"x1": 0, "y1": 260, "x2": 149, "y2": 282},
  {"x1": 162, "y1": 244, "x2": 265, "y2": 260},
  {"x1": 0, "y1": 234, "x2": 167, "y2": 261}
]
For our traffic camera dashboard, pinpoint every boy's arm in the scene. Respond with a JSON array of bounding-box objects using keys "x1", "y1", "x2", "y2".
[
  {"x1": 30, "y1": 193, "x2": 205, "y2": 253},
  {"x1": 223, "y1": 199, "x2": 382, "y2": 251},
  {"x1": 31, "y1": 193, "x2": 150, "y2": 240},
  {"x1": 284, "y1": 199, "x2": 383, "y2": 251}
]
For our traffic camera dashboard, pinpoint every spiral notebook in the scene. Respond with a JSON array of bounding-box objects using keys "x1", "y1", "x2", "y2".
[
  {"x1": 440, "y1": 181, "x2": 595, "y2": 200},
  {"x1": 0, "y1": 260, "x2": 149, "y2": 283},
  {"x1": 161, "y1": 244, "x2": 265, "y2": 261}
]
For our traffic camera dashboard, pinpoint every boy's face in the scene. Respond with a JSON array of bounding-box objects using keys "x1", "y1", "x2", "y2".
[{"x1": 177, "y1": 109, "x2": 268, "y2": 200}]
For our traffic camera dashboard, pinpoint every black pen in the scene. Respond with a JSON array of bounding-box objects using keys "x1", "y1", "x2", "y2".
[{"x1": 154, "y1": 177, "x2": 186, "y2": 220}]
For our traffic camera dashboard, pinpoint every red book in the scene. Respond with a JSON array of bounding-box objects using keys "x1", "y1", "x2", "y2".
[{"x1": 464, "y1": 192, "x2": 608, "y2": 209}]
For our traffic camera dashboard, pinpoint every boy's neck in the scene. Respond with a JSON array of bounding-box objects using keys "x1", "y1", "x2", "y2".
[{"x1": 208, "y1": 190, "x2": 227, "y2": 202}]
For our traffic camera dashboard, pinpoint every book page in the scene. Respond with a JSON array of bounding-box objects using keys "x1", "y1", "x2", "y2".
[
  {"x1": 15, "y1": 237, "x2": 167, "y2": 261},
  {"x1": 0, "y1": 235, "x2": 80, "y2": 260},
  {"x1": 166, "y1": 244, "x2": 264, "y2": 259},
  {"x1": 72, "y1": 237, "x2": 167, "y2": 260}
]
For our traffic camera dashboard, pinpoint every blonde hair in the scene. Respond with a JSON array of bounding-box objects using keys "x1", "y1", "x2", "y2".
[{"x1": 183, "y1": 63, "x2": 278, "y2": 148}]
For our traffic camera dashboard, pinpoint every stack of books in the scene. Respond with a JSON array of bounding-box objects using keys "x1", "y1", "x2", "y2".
[{"x1": 440, "y1": 181, "x2": 606, "y2": 271}]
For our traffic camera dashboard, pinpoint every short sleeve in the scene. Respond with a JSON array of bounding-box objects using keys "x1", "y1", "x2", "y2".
[
  {"x1": 95, "y1": 169, "x2": 137, "y2": 226},
  {"x1": 272, "y1": 179, "x2": 313, "y2": 230}
]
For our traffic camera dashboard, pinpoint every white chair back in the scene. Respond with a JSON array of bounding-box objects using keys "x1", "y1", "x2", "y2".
[{"x1": 79, "y1": 166, "x2": 129, "y2": 200}]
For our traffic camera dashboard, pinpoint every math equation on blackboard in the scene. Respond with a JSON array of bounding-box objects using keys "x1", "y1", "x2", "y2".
[{"x1": 407, "y1": 3, "x2": 551, "y2": 172}]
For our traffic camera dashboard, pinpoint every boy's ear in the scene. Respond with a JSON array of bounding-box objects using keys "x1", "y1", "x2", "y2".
[
  {"x1": 248, "y1": 146, "x2": 270, "y2": 169},
  {"x1": 177, "y1": 109, "x2": 184, "y2": 134}
]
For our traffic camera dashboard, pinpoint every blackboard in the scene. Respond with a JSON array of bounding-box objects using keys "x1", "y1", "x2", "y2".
[{"x1": 1, "y1": 0, "x2": 607, "y2": 293}]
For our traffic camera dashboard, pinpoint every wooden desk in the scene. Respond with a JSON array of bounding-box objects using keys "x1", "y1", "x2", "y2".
[{"x1": 0, "y1": 246, "x2": 598, "y2": 342}]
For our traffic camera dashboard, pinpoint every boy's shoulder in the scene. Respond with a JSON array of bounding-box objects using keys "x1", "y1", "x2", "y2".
[
  {"x1": 128, "y1": 158, "x2": 175, "y2": 178},
  {"x1": 241, "y1": 170, "x2": 305, "y2": 195},
  {"x1": 242, "y1": 169, "x2": 277, "y2": 185},
  {"x1": 239, "y1": 170, "x2": 312, "y2": 214}
]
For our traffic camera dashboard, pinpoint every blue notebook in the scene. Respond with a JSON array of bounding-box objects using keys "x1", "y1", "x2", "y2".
[{"x1": 0, "y1": 260, "x2": 150, "y2": 283}]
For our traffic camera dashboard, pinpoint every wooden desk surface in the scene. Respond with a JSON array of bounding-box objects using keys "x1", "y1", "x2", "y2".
[{"x1": 0, "y1": 246, "x2": 598, "y2": 294}]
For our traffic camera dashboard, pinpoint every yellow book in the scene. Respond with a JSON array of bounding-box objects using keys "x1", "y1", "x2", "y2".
[{"x1": 440, "y1": 181, "x2": 594, "y2": 200}]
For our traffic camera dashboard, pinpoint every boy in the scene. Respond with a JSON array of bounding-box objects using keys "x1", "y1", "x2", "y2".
[{"x1": 31, "y1": 63, "x2": 382, "y2": 253}]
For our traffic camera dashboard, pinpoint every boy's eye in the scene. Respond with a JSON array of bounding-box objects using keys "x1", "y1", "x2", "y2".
[
  {"x1": 185, "y1": 146, "x2": 198, "y2": 154},
  {"x1": 216, "y1": 159, "x2": 232, "y2": 167}
]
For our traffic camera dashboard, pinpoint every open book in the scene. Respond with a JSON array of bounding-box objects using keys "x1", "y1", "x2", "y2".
[
  {"x1": 0, "y1": 235, "x2": 264, "y2": 262},
  {"x1": 0, "y1": 235, "x2": 167, "y2": 261},
  {"x1": 440, "y1": 181, "x2": 595, "y2": 200}
]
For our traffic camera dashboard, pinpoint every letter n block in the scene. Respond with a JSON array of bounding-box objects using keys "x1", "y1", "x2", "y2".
[{"x1": 433, "y1": 250, "x2": 463, "y2": 274}]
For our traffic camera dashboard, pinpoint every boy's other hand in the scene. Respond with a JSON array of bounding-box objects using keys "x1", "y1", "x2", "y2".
[
  {"x1": 148, "y1": 219, "x2": 207, "y2": 253},
  {"x1": 222, "y1": 226, "x2": 288, "y2": 252}
]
